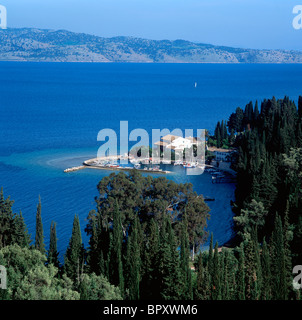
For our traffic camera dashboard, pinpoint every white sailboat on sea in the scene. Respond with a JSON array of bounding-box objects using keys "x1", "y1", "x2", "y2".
[{"x1": 195, "y1": 82, "x2": 197, "y2": 88}]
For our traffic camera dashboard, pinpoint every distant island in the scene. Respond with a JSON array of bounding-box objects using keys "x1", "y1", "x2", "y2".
[{"x1": 1, "y1": 28, "x2": 302, "y2": 63}]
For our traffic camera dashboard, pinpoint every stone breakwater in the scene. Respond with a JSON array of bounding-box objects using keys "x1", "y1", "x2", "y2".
[
  {"x1": 64, "y1": 155, "x2": 171, "y2": 174},
  {"x1": 64, "y1": 166, "x2": 86, "y2": 173}
]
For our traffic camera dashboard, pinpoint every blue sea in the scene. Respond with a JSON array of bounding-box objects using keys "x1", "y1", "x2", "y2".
[{"x1": 1, "y1": 62, "x2": 302, "y2": 259}]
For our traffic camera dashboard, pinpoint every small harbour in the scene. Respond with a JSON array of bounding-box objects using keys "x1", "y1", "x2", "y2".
[
  {"x1": 63, "y1": 154, "x2": 236, "y2": 185},
  {"x1": 63, "y1": 154, "x2": 210, "y2": 175},
  {"x1": 83, "y1": 156, "x2": 172, "y2": 174}
]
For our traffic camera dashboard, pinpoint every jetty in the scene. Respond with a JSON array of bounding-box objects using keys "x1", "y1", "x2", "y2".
[
  {"x1": 84, "y1": 165, "x2": 171, "y2": 174},
  {"x1": 64, "y1": 155, "x2": 171, "y2": 174},
  {"x1": 63, "y1": 156, "x2": 237, "y2": 180},
  {"x1": 64, "y1": 166, "x2": 86, "y2": 173}
]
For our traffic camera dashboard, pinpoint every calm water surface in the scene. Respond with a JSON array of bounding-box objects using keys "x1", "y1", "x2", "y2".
[{"x1": 1, "y1": 62, "x2": 302, "y2": 258}]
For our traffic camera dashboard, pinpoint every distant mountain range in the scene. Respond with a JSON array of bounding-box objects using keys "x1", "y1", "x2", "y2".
[{"x1": 1, "y1": 28, "x2": 302, "y2": 63}]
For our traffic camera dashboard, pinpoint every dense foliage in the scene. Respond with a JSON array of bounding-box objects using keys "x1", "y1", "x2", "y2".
[
  {"x1": 0, "y1": 190, "x2": 122, "y2": 300},
  {"x1": 85, "y1": 171, "x2": 210, "y2": 299},
  {"x1": 208, "y1": 120, "x2": 230, "y2": 148},
  {"x1": 229, "y1": 97, "x2": 302, "y2": 267}
]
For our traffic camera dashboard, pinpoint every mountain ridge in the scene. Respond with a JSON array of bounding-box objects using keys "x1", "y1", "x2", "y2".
[{"x1": 0, "y1": 28, "x2": 302, "y2": 63}]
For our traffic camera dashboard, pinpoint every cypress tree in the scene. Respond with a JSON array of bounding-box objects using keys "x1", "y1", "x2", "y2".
[
  {"x1": 221, "y1": 120, "x2": 227, "y2": 141},
  {"x1": 35, "y1": 196, "x2": 45, "y2": 254},
  {"x1": 99, "y1": 249, "x2": 106, "y2": 278},
  {"x1": 180, "y1": 212, "x2": 192, "y2": 299},
  {"x1": 195, "y1": 253, "x2": 204, "y2": 299},
  {"x1": 110, "y1": 200, "x2": 124, "y2": 296},
  {"x1": 283, "y1": 201, "x2": 293, "y2": 298},
  {"x1": 207, "y1": 233, "x2": 214, "y2": 298},
  {"x1": 298, "y1": 96, "x2": 302, "y2": 119},
  {"x1": 253, "y1": 100, "x2": 259, "y2": 126},
  {"x1": 215, "y1": 121, "x2": 220, "y2": 139},
  {"x1": 14, "y1": 211, "x2": 31, "y2": 248},
  {"x1": 48, "y1": 221, "x2": 59, "y2": 268},
  {"x1": 248, "y1": 101, "x2": 254, "y2": 124},
  {"x1": 0, "y1": 188, "x2": 16, "y2": 248},
  {"x1": 195, "y1": 252, "x2": 211, "y2": 300},
  {"x1": 221, "y1": 249, "x2": 231, "y2": 300},
  {"x1": 212, "y1": 242, "x2": 221, "y2": 300},
  {"x1": 227, "y1": 249, "x2": 237, "y2": 300},
  {"x1": 95, "y1": 214, "x2": 109, "y2": 278},
  {"x1": 244, "y1": 236, "x2": 258, "y2": 300},
  {"x1": 217, "y1": 129, "x2": 221, "y2": 148},
  {"x1": 224, "y1": 121, "x2": 228, "y2": 140},
  {"x1": 141, "y1": 218, "x2": 160, "y2": 299},
  {"x1": 65, "y1": 214, "x2": 84, "y2": 286},
  {"x1": 87, "y1": 213, "x2": 99, "y2": 274},
  {"x1": 126, "y1": 216, "x2": 141, "y2": 300},
  {"x1": 202, "y1": 264, "x2": 211, "y2": 300},
  {"x1": 159, "y1": 215, "x2": 182, "y2": 300},
  {"x1": 237, "y1": 243, "x2": 245, "y2": 300},
  {"x1": 208, "y1": 233, "x2": 214, "y2": 273},
  {"x1": 261, "y1": 238, "x2": 272, "y2": 300},
  {"x1": 215, "y1": 122, "x2": 222, "y2": 147},
  {"x1": 271, "y1": 215, "x2": 287, "y2": 300},
  {"x1": 235, "y1": 107, "x2": 244, "y2": 132},
  {"x1": 251, "y1": 228, "x2": 262, "y2": 300}
]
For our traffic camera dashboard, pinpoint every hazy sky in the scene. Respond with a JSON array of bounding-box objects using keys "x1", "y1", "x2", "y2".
[{"x1": 2, "y1": 0, "x2": 302, "y2": 50}]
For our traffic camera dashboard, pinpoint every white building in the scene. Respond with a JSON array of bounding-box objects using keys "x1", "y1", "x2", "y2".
[
  {"x1": 154, "y1": 134, "x2": 199, "y2": 152},
  {"x1": 207, "y1": 147, "x2": 233, "y2": 162}
]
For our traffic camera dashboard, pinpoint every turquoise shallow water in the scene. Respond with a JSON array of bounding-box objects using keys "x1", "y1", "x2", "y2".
[{"x1": 1, "y1": 62, "x2": 302, "y2": 258}]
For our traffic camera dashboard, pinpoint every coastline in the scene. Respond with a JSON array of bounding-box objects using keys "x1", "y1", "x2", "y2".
[
  {"x1": 64, "y1": 155, "x2": 172, "y2": 174},
  {"x1": 63, "y1": 155, "x2": 238, "y2": 179}
]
